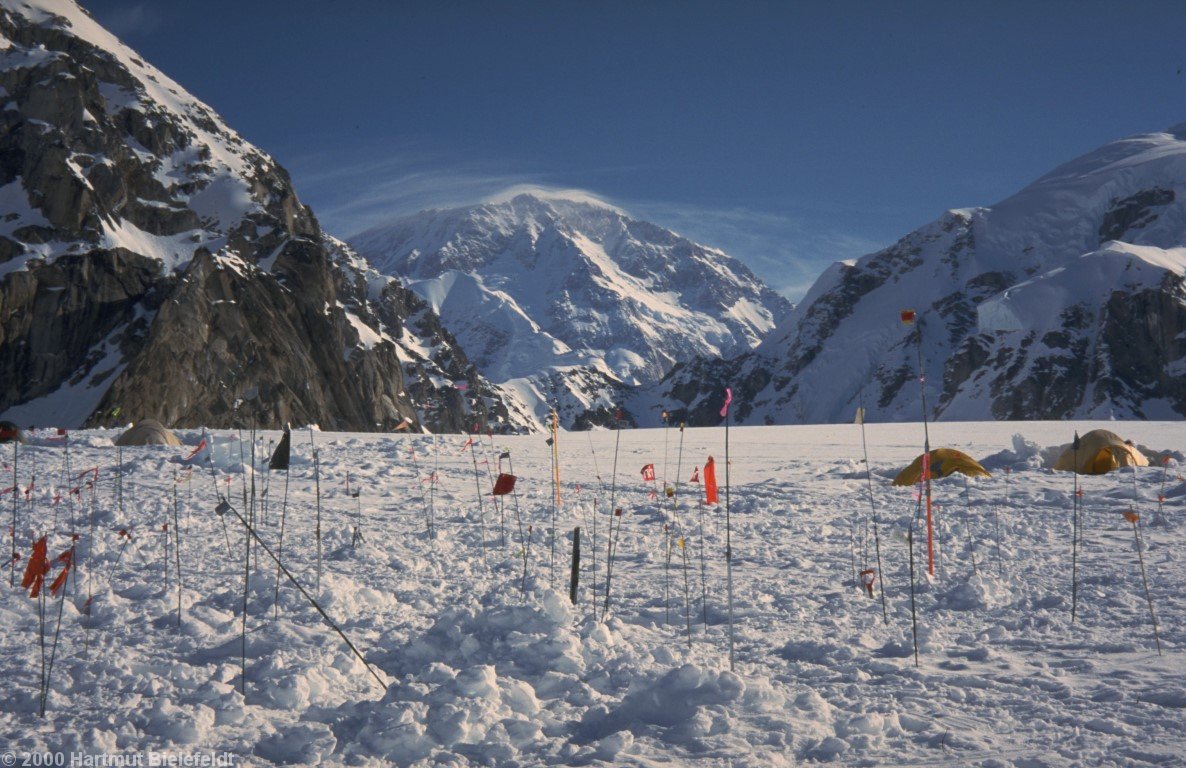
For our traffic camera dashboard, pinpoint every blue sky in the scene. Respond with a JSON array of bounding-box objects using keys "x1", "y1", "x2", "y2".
[{"x1": 84, "y1": 0, "x2": 1186, "y2": 300}]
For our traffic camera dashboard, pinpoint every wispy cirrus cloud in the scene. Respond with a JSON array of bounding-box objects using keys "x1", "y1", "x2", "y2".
[
  {"x1": 286, "y1": 148, "x2": 888, "y2": 304},
  {"x1": 285, "y1": 147, "x2": 541, "y2": 236}
]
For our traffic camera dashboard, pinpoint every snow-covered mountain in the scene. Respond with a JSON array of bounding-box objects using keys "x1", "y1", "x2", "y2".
[
  {"x1": 645, "y1": 125, "x2": 1186, "y2": 425},
  {"x1": 0, "y1": 0, "x2": 515, "y2": 431},
  {"x1": 350, "y1": 191, "x2": 791, "y2": 428}
]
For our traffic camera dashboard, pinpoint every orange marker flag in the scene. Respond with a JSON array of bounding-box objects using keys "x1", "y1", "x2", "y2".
[
  {"x1": 21, "y1": 536, "x2": 49, "y2": 598},
  {"x1": 704, "y1": 456, "x2": 719, "y2": 505},
  {"x1": 49, "y1": 548, "x2": 73, "y2": 597}
]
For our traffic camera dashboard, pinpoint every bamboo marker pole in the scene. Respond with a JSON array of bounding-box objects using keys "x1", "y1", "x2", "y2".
[
  {"x1": 962, "y1": 475, "x2": 980, "y2": 577},
  {"x1": 173, "y1": 470, "x2": 183, "y2": 627},
  {"x1": 272, "y1": 429, "x2": 291, "y2": 620},
  {"x1": 1071, "y1": 432, "x2": 1081, "y2": 624},
  {"x1": 506, "y1": 451, "x2": 530, "y2": 592},
  {"x1": 216, "y1": 499, "x2": 387, "y2": 691},
  {"x1": 1123, "y1": 511, "x2": 1162, "y2": 656},
  {"x1": 586, "y1": 432, "x2": 605, "y2": 616},
  {"x1": 549, "y1": 409, "x2": 561, "y2": 586},
  {"x1": 907, "y1": 521, "x2": 919, "y2": 667},
  {"x1": 902, "y1": 310, "x2": 935, "y2": 577},
  {"x1": 856, "y1": 396, "x2": 888, "y2": 624},
  {"x1": 602, "y1": 409, "x2": 623, "y2": 620},
  {"x1": 468, "y1": 438, "x2": 489, "y2": 568},
  {"x1": 409, "y1": 442, "x2": 433, "y2": 541},
  {"x1": 10, "y1": 440, "x2": 16, "y2": 587},
  {"x1": 1154, "y1": 457, "x2": 1169, "y2": 526},
  {"x1": 722, "y1": 388, "x2": 736, "y2": 672}
]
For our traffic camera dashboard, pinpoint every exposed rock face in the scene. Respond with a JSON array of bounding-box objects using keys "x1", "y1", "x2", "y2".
[
  {"x1": 642, "y1": 127, "x2": 1186, "y2": 425},
  {"x1": 0, "y1": 0, "x2": 512, "y2": 431}
]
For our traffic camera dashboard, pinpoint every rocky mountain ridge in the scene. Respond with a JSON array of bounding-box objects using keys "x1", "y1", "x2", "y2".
[
  {"x1": 0, "y1": 0, "x2": 515, "y2": 432},
  {"x1": 641, "y1": 125, "x2": 1186, "y2": 425}
]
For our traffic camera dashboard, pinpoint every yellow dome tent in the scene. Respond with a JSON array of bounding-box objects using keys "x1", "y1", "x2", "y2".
[
  {"x1": 892, "y1": 448, "x2": 991, "y2": 486},
  {"x1": 114, "y1": 419, "x2": 181, "y2": 447},
  {"x1": 1053, "y1": 429, "x2": 1148, "y2": 475}
]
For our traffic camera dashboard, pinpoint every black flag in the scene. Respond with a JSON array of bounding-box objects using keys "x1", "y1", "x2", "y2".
[{"x1": 270, "y1": 428, "x2": 291, "y2": 471}]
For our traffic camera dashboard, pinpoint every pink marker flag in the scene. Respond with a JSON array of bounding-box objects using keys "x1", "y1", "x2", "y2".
[{"x1": 720, "y1": 387, "x2": 733, "y2": 418}]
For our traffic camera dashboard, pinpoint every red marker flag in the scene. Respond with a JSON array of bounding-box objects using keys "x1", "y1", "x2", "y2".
[
  {"x1": 641, "y1": 463, "x2": 656, "y2": 482},
  {"x1": 704, "y1": 457, "x2": 719, "y2": 505},
  {"x1": 900, "y1": 309, "x2": 916, "y2": 325},
  {"x1": 491, "y1": 473, "x2": 516, "y2": 496},
  {"x1": 720, "y1": 388, "x2": 733, "y2": 419}
]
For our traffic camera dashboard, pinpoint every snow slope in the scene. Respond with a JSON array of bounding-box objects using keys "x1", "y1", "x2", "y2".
[
  {"x1": 649, "y1": 126, "x2": 1186, "y2": 425},
  {"x1": 0, "y1": 420, "x2": 1183, "y2": 765}
]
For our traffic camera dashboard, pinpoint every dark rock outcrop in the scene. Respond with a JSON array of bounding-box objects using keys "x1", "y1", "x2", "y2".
[{"x1": 0, "y1": 1, "x2": 513, "y2": 431}]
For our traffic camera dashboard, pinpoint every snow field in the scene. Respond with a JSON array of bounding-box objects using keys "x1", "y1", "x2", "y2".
[{"x1": 0, "y1": 421, "x2": 1183, "y2": 765}]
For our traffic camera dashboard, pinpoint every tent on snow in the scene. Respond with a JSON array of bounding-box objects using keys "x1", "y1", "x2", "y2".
[
  {"x1": 892, "y1": 448, "x2": 991, "y2": 486},
  {"x1": 0, "y1": 420, "x2": 25, "y2": 444},
  {"x1": 1053, "y1": 429, "x2": 1148, "y2": 475},
  {"x1": 115, "y1": 419, "x2": 181, "y2": 447}
]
